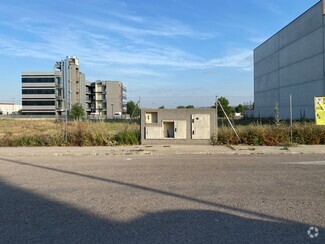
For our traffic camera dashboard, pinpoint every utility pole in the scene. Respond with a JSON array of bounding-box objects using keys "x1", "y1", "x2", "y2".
[
  {"x1": 11, "y1": 98, "x2": 15, "y2": 114},
  {"x1": 290, "y1": 94, "x2": 293, "y2": 143},
  {"x1": 215, "y1": 96, "x2": 218, "y2": 142}
]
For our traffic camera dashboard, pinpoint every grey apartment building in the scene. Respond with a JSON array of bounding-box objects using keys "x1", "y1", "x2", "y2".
[
  {"x1": 253, "y1": 1, "x2": 325, "y2": 120},
  {"x1": 22, "y1": 56, "x2": 127, "y2": 117},
  {"x1": 91, "y1": 80, "x2": 127, "y2": 119}
]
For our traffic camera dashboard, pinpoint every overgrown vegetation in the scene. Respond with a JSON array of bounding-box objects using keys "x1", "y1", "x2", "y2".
[
  {"x1": 212, "y1": 122, "x2": 325, "y2": 146},
  {"x1": 1, "y1": 119, "x2": 324, "y2": 147},
  {"x1": 0, "y1": 119, "x2": 139, "y2": 147}
]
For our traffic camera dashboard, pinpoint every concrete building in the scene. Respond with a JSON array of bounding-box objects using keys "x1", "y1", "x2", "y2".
[
  {"x1": 54, "y1": 56, "x2": 86, "y2": 115},
  {"x1": 22, "y1": 57, "x2": 127, "y2": 118},
  {"x1": 0, "y1": 103, "x2": 22, "y2": 115},
  {"x1": 141, "y1": 108, "x2": 216, "y2": 145},
  {"x1": 22, "y1": 56, "x2": 86, "y2": 116},
  {"x1": 92, "y1": 80, "x2": 127, "y2": 119},
  {"x1": 85, "y1": 82, "x2": 93, "y2": 116},
  {"x1": 22, "y1": 71, "x2": 58, "y2": 115},
  {"x1": 254, "y1": 1, "x2": 325, "y2": 120}
]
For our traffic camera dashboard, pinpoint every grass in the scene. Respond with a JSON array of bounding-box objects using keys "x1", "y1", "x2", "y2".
[
  {"x1": 1, "y1": 119, "x2": 324, "y2": 147},
  {"x1": 212, "y1": 122, "x2": 325, "y2": 146},
  {"x1": 0, "y1": 119, "x2": 140, "y2": 147}
]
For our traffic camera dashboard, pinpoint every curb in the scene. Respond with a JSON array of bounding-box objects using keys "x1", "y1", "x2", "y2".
[{"x1": 0, "y1": 145, "x2": 325, "y2": 157}]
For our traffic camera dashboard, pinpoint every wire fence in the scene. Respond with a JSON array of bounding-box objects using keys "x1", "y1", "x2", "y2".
[{"x1": 127, "y1": 96, "x2": 254, "y2": 109}]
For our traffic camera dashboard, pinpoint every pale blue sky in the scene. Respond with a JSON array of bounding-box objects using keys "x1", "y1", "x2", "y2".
[{"x1": 0, "y1": 0, "x2": 319, "y2": 108}]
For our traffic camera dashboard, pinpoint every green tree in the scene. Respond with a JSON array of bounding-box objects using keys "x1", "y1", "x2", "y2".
[
  {"x1": 158, "y1": 105, "x2": 165, "y2": 109},
  {"x1": 70, "y1": 104, "x2": 85, "y2": 120},
  {"x1": 177, "y1": 105, "x2": 186, "y2": 109},
  {"x1": 235, "y1": 104, "x2": 244, "y2": 113},
  {"x1": 186, "y1": 105, "x2": 195, "y2": 109},
  {"x1": 217, "y1": 97, "x2": 232, "y2": 117},
  {"x1": 127, "y1": 101, "x2": 140, "y2": 117},
  {"x1": 17, "y1": 109, "x2": 23, "y2": 115}
]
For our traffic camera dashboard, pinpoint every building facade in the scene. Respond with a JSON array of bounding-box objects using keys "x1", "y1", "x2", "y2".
[
  {"x1": 254, "y1": 1, "x2": 325, "y2": 120},
  {"x1": 22, "y1": 71, "x2": 58, "y2": 115},
  {"x1": 92, "y1": 80, "x2": 127, "y2": 119},
  {"x1": 22, "y1": 57, "x2": 127, "y2": 118},
  {"x1": 54, "y1": 56, "x2": 86, "y2": 116}
]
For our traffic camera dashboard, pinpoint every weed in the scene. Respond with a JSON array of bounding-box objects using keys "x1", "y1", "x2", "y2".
[{"x1": 0, "y1": 119, "x2": 139, "y2": 147}]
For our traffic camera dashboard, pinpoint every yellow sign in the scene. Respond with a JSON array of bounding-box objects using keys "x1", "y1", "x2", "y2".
[{"x1": 315, "y1": 97, "x2": 325, "y2": 125}]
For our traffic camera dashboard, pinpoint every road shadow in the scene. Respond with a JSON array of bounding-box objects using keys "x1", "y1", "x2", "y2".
[{"x1": 0, "y1": 179, "x2": 323, "y2": 243}]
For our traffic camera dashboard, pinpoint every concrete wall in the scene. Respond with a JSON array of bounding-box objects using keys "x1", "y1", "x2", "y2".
[
  {"x1": 141, "y1": 109, "x2": 217, "y2": 145},
  {"x1": 254, "y1": 1, "x2": 325, "y2": 120},
  {"x1": 106, "y1": 81, "x2": 123, "y2": 119}
]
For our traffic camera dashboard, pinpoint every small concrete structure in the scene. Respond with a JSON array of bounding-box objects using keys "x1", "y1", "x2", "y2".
[{"x1": 141, "y1": 109, "x2": 216, "y2": 145}]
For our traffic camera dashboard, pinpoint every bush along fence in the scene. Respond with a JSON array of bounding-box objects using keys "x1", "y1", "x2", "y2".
[
  {"x1": 212, "y1": 122, "x2": 325, "y2": 146},
  {"x1": 1, "y1": 121, "x2": 325, "y2": 147}
]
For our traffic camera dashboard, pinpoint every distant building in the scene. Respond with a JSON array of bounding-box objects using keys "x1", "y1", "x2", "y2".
[
  {"x1": 54, "y1": 56, "x2": 86, "y2": 116},
  {"x1": 21, "y1": 57, "x2": 127, "y2": 118},
  {"x1": 22, "y1": 71, "x2": 58, "y2": 115},
  {"x1": 253, "y1": 1, "x2": 325, "y2": 120},
  {"x1": 92, "y1": 80, "x2": 127, "y2": 119},
  {"x1": 0, "y1": 103, "x2": 22, "y2": 115}
]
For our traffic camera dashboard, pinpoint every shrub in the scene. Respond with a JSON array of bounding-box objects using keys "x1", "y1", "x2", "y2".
[
  {"x1": 114, "y1": 131, "x2": 139, "y2": 145},
  {"x1": 214, "y1": 122, "x2": 325, "y2": 146}
]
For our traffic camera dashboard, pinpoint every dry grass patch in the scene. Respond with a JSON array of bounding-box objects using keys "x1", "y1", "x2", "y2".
[
  {"x1": 212, "y1": 122, "x2": 325, "y2": 146},
  {"x1": 0, "y1": 119, "x2": 139, "y2": 147}
]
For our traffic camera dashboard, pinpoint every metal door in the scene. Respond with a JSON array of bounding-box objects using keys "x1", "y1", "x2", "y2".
[
  {"x1": 174, "y1": 120, "x2": 187, "y2": 139},
  {"x1": 191, "y1": 114, "x2": 210, "y2": 139},
  {"x1": 145, "y1": 127, "x2": 162, "y2": 139}
]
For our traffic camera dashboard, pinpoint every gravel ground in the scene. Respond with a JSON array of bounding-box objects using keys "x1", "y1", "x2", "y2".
[{"x1": 0, "y1": 153, "x2": 324, "y2": 243}]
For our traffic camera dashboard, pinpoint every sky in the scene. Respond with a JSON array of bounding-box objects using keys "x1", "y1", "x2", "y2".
[{"x1": 0, "y1": 0, "x2": 319, "y2": 108}]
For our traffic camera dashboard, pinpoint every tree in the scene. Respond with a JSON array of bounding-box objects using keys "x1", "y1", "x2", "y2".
[
  {"x1": 235, "y1": 104, "x2": 244, "y2": 113},
  {"x1": 158, "y1": 105, "x2": 165, "y2": 109},
  {"x1": 217, "y1": 97, "x2": 232, "y2": 117},
  {"x1": 177, "y1": 105, "x2": 194, "y2": 109},
  {"x1": 127, "y1": 101, "x2": 140, "y2": 117},
  {"x1": 70, "y1": 104, "x2": 85, "y2": 120}
]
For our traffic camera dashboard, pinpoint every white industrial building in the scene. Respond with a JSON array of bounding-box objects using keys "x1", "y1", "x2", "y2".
[
  {"x1": 253, "y1": 1, "x2": 325, "y2": 120},
  {"x1": 0, "y1": 103, "x2": 22, "y2": 115}
]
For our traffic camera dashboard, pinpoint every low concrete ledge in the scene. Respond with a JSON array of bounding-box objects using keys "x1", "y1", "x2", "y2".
[{"x1": 0, "y1": 145, "x2": 324, "y2": 157}]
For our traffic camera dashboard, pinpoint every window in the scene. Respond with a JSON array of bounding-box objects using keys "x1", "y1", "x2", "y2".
[
  {"x1": 22, "y1": 101, "x2": 55, "y2": 106},
  {"x1": 22, "y1": 78, "x2": 55, "y2": 83},
  {"x1": 22, "y1": 89, "x2": 55, "y2": 94}
]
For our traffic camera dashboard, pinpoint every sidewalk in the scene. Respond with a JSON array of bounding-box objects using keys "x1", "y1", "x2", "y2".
[{"x1": 0, "y1": 144, "x2": 324, "y2": 156}]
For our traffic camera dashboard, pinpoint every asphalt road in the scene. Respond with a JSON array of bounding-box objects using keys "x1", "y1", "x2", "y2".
[{"x1": 0, "y1": 154, "x2": 324, "y2": 243}]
